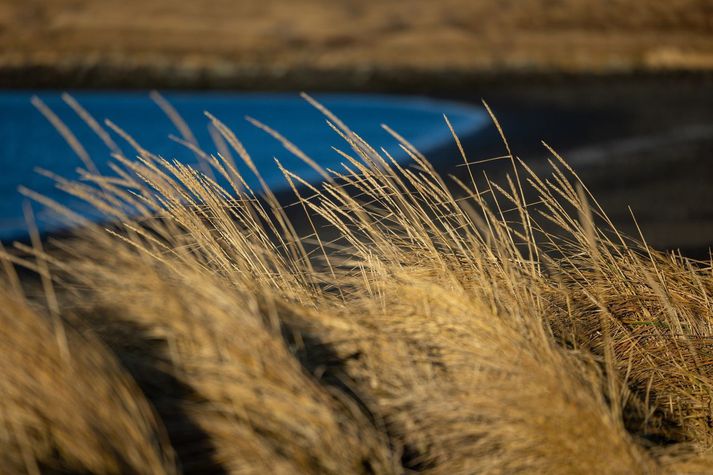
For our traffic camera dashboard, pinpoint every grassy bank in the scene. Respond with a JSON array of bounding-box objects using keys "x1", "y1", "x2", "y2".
[
  {"x1": 1, "y1": 96, "x2": 713, "y2": 473},
  {"x1": 2, "y1": 0, "x2": 712, "y2": 89}
]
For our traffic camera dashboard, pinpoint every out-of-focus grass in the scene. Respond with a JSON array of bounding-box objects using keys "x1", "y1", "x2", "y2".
[{"x1": 2, "y1": 0, "x2": 712, "y2": 87}]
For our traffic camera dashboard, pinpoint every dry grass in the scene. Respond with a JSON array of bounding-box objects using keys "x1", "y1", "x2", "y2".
[
  {"x1": 61, "y1": 244, "x2": 396, "y2": 474},
  {"x1": 0, "y1": 286, "x2": 176, "y2": 474},
  {"x1": 2, "y1": 0, "x2": 713, "y2": 86},
  {"x1": 1, "y1": 94, "x2": 713, "y2": 473}
]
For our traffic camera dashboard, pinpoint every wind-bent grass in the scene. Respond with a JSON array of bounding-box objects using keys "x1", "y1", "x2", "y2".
[
  {"x1": 0, "y1": 286, "x2": 176, "y2": 474},
  {"x1": 1, "y1": 94, "x2": 712, "y2": 473}
]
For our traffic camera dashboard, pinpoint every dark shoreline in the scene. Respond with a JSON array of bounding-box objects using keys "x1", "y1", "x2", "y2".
[{"x1": 2, "y1": 63, "x2": 711, "y2": 93}]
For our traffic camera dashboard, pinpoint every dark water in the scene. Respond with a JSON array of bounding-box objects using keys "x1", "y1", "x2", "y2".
[{"x1": 0, "y1": 92, "x2": 487, "y2": 241}]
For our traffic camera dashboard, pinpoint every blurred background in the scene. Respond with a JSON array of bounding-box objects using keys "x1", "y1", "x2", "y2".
[{"x1": 1, "y1": 0, "x2": 712, "y2": 255}]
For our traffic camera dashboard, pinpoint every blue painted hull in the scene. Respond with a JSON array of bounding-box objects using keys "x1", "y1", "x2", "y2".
[{"x1": 0, "y1": 92, "x2": 487, "y2": 240}]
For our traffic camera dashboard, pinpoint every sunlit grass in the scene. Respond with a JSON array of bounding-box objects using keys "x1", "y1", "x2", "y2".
[{"x1": 1, "y1": 93, "x2": 712, "y2": 473}]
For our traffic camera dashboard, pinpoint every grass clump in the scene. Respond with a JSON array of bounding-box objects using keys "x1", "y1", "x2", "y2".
[
  {"x1": 0, "y1": 286, "x2": 176, "y2": 474},
  {"x1": 1, "y1": 94, "x2": 712, "y2": 473}
]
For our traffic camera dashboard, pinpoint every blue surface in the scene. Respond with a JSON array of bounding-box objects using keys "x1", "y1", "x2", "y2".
[{"x1": 0, "y1": 92, "x2": 487, "y2": 240}]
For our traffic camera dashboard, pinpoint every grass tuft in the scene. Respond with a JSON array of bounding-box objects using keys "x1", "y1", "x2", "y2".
[{"x1": 1, "y1": 95, "x2": 712, "y2": 473}]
